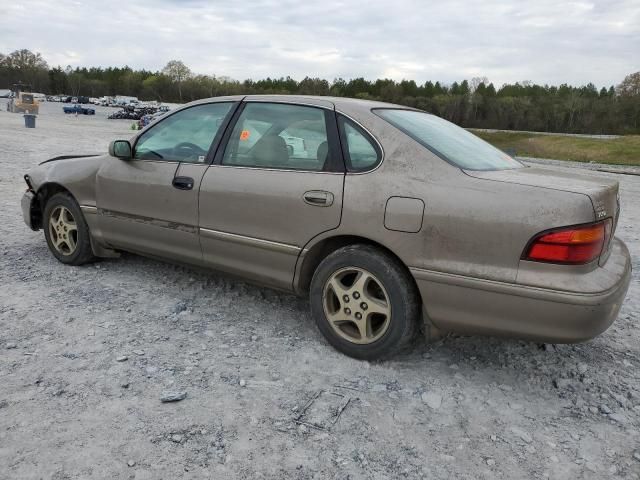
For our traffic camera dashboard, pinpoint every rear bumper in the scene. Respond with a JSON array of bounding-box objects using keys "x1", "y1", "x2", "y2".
[
  {"x1": 411, "y1": 238, "x2": 632, "y2": 343},
  {"x1": 21, "y1": 190, "x2": 38, "y2": 231}
]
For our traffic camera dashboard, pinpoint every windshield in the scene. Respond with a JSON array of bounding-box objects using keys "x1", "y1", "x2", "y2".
[{"x1": 374, "y1": 109, "x2": 523, "y2": 171}]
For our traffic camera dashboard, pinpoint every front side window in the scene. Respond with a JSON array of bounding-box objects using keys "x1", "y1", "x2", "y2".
[
  {"x1": 222, "y1": 103, "x2": 332, "y2": 171},
  {"x1": 338, "y1": 116, "x2": 381, "y2": 171},
  {"x1": 374, "y1": 109, "x2": 523, "y2": 171},
  {"x1": 134, "y1": 102, "x2": 233, "y2": 163}
]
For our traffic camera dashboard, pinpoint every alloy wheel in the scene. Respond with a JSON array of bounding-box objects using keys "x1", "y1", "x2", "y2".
[
  {"x1": 48, "y1": 206, "x2": 78, "y2": 256},
  {"x1": 322, "y1": 266, "x2": 392, "y2": 344}
]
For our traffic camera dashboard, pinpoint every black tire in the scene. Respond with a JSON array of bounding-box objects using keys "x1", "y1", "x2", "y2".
[
  {"x1": 43, "y1": 192, "x2": 96, "y2": 265},
  {"x1": 310, "y1": 244, "x2": 421, "y2": 360}
]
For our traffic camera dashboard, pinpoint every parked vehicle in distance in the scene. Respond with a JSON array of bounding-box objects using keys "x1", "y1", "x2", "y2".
[
  {"x1": 108, "y1": 105, "x2": 159, "y2": 121},
  {"x1": 138, "y1": 110, "x2": 168, "y2": 129},
  {"x1": 62, "y1": 104, "x2": 95, "y2": 115},
  {"x1": 95, "y1": 96, "x2": 116, "y2": 106},
  {"x1": 281, "y1": 132, "x2": 307, "y2": 157},
  {"x1": 6, "y1": 83, "x2": 39, "y2": 114},
  {"x1": 114, "y1": 96, "x2": 140, "y2": 107},
  {"x1": 21, "y1": 96, "x2": 631, "y2": 360}
]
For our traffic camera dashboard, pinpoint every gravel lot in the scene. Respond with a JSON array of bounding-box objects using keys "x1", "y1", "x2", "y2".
[{"x1": 1, "y1": 101, "x2": 639, "y2": 480}]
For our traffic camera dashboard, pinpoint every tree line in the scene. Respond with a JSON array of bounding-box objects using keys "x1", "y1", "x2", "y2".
[{"x1": 2, "y1": 49, "x2": 639, "y2": 134}]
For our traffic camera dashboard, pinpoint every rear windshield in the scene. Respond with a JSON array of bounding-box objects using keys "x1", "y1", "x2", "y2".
[{"x1": 374, "y1": 109, "x2": 523, "y2": 171}]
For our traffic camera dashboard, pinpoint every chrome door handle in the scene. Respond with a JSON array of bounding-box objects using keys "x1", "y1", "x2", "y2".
[{"x1": 303, "y1": 190, "x2": 334, "y2": 207}]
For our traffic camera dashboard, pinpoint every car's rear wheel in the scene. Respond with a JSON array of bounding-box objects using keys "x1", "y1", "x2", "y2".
[
  {"x1": 43, "y1": 193, "x2": 96, "y2": 265},
  {"x1": 310, "y1": 244, "x2": 420, "y2": 360}
]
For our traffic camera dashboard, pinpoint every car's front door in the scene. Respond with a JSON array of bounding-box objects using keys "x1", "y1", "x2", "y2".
[
  {"x1": 199, "y1": 101, "x2": 345, "y2": 289},
  {"x1": 96, "y1": 101, "x2": 236, "y2": 263}
]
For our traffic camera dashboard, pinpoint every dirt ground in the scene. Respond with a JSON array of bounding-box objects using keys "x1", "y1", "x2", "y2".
[{"x1": 1, "y1": 101, "x2": 639, "y2": 480}]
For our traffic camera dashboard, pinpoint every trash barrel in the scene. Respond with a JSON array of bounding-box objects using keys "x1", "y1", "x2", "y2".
[{"x1": 24, "y1": 114, "x2": 36, "y2": 128}]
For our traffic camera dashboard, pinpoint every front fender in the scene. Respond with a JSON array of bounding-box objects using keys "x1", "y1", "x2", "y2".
[
  {"x1": 28, "y1": 154, "x2": 106, "y2": 207},
  {"x1": 24, "y1": 154, "x2": 120, "y2": 257}
]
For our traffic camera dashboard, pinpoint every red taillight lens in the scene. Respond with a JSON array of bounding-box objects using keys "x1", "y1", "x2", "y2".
[{"x1": 524, "y1": 220, "x2": 611, "y2": 264}]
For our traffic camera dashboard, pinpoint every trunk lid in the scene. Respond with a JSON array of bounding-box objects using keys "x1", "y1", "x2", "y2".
[{"x1": 465, "y1": 166, "x2": 621, "y2": 263}]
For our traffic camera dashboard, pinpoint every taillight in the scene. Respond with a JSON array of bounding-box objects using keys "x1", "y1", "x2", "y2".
[{"x1": 523, "y1": 220, "x2": 611, "y2": 264}]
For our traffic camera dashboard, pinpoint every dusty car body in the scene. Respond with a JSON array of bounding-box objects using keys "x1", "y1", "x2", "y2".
[{"x1": 21, "y1": 95, "x2": 632, "y2": 359}]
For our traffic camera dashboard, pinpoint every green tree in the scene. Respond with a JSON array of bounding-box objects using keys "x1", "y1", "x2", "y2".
[
  {"x1": 3, "y1": 49, "x2": 49, "y2": 91},
  {"x1": 2, "y1": 48, "x2": 638, "y2": 134},
  {"x1": 66, "y1": 66, "x2": 84, "y2": 96},
  {"x1": 162, "y1": 60, "x2": 191, "y2": 102},
  {"x1": 617, "y1": 72, "x2": 640, "y2": 96}
]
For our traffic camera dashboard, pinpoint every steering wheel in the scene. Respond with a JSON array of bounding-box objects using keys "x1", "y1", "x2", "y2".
[{"x1": 173, "y1": 142, "x2": 206, "y2": 161}]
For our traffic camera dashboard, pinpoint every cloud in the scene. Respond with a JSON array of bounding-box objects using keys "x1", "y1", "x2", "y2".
[{"x1": 0, "y1": 0, "x2": 638, "y2": 87}]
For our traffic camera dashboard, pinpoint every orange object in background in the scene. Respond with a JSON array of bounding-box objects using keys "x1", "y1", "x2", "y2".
[{"x1": 240, "y1": 130, "x2": 250, "y2": 140}]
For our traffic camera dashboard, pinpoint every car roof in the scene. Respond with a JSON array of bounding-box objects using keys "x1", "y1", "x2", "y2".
[{"x1": 188, "y1": 94, "x2": 414, "y2": 116}]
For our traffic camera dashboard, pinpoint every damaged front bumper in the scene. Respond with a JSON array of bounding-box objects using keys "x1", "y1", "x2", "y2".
[{"x1": 21, "y1": 190, "x2": 39, "y2": 231}]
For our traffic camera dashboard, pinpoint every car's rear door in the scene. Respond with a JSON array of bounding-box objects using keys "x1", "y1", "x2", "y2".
[
  {"x1": 198, "y1": 99, "x2": 345, "y2": 289},
  {"x1": 95, "y1": 101, "x2": 237, "y2": 264}
]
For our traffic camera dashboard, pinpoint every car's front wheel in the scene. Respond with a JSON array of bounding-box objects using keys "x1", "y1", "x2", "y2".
[
  {"x1": 310, "y1": 244, "x2": 420, "y2": 360},
  {"x1": 43, "y1": 192, "x2": 96, "y2": 265}
]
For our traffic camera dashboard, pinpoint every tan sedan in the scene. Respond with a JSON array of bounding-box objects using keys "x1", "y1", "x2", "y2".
[{"x1": 21, "y1": 95, "x2": 632, "y2": 359}]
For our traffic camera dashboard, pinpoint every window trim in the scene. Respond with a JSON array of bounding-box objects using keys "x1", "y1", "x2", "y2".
[
  {"x1": 213, "y1": 101, "x2": 345, "y2": 173},
  {"x1": 131, "y1": 101, "x2": 240, "y2": 164},
  {"x1": 336, "y1": 113, "x2": 383, "y2": 174},
  {"x1": 372, "y1": 107, "x2": 524, "y2": 172}
]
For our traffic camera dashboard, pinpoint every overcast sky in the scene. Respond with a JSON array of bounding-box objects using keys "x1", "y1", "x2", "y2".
[{"x1": 1, "y1": 0, "x2": 638, "y2": 87}]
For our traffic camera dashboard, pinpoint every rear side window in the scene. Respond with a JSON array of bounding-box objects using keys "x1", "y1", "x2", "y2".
[
  {"x1": 337, "y1": 116, "x2": 381, "y2": 172},
  {"x1": 222, "y1": 103, "x2": 335, "y2": 171},
  {"x1": 374, "y1": 109, "x2": 523, "y2": 171}
]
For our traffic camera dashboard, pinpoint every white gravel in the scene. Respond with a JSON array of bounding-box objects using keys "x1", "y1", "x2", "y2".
[{"x1": 1, "y1": 101, "x2": 639, "y2": 479}]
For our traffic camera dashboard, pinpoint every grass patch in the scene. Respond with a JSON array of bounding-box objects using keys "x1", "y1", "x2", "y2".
[{"x1": 472, "y1": 131, "x2": 640, "y2": 166}]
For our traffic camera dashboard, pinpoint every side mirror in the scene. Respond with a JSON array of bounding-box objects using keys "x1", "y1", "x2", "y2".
[{"x1": 109, "y1": 140, "x2": 132, "y2": 160}]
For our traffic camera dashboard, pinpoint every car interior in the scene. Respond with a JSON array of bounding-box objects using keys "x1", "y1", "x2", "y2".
[{"x1": 222, "y1": 104, "x2": 330, "y2": 171}]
